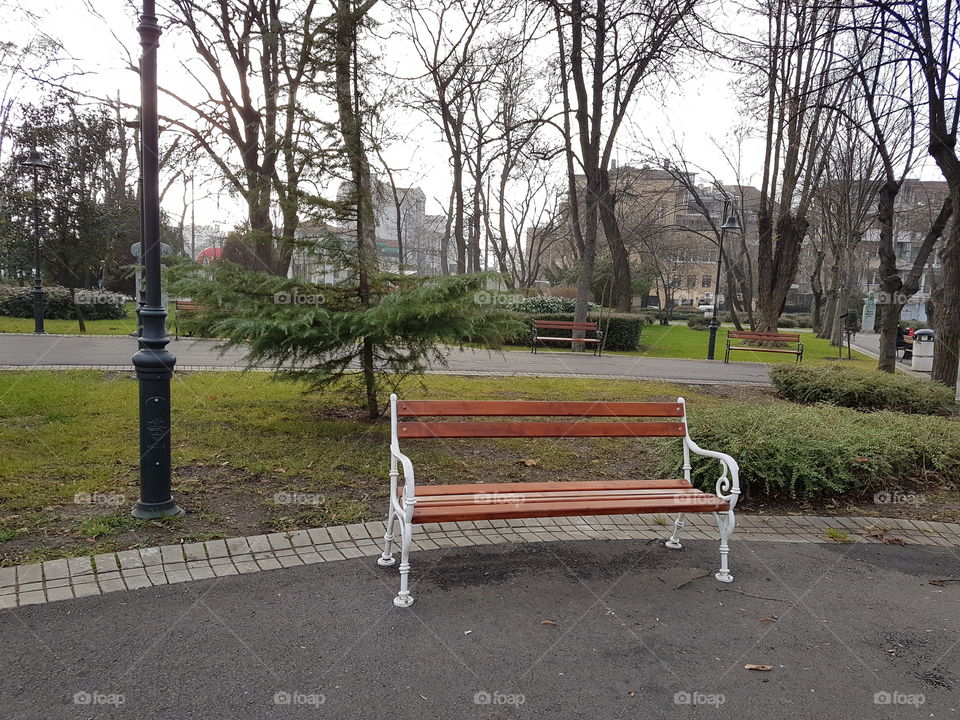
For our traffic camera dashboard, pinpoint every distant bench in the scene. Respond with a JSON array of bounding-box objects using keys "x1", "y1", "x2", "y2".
[
  {"x1": 531, "y1": 319, "x2": 603, "y2": 356},
  {"x1": 724, "y1": 330, "x2": 803, "y2": 363},
  {"x1": 173, "y1": 300, "x2": 208, "y2": 340}
]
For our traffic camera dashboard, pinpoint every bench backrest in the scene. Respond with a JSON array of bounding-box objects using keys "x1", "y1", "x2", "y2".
[
  {"x1": 533, "y1": 320, "x2": 598, "y2": 331},
  {"x1": 393, "y1": 398, "x2": 687, "y2": 439},
  {"x1": 174, "y1": 300, "x2": 205, "y2": 311},
  {"x1": 727, "y1": 330, "x2": 800, "y2": 343}
]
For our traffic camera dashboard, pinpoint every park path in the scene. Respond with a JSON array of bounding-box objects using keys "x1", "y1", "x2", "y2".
[{"x1": 0, "y1": 333, "x2": 773, "y2": 385}]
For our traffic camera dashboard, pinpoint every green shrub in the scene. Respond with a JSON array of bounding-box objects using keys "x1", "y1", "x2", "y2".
[
  {"x1": 687, "y1": 316, "x2": 711, "y2": 331},
  {"x1": 662, "y1": 402, "x2": 960, "y2": 499},
  {"x1": 770, "y1": 365, "x2": 957, "y2": 415},
  {"x1": 0, "y1": 285, "x2": 128, "y2": 320},
  {"x1": 512, "y1": 312, "x2": 644, "y2": 351},
  {"x1": 783, "y1": 313, "x2": 813, "y2": 328},
  {"x1": 507, "y1": 296, "x2": 599, "y2": 314}
]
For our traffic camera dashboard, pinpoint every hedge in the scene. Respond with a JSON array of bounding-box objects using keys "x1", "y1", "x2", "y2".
[
  {"x1": 687, "y1": 316, "x2": 711, "y2": 331},
  {"x1": 507, "y1": 296, "x2": 599, "y2": 314},
  {"x1": 770, "y1": 365, "x2": 957, "y2": 416},
  {"x1": 659, "y1": 402, "x2": 960, "y2": 499},
  {"x1": 510, "y1": 312, "x2": 644, "y2": 351},
  {"x1": 0, "y1": 285, "x2": 128, "y2": 320}
]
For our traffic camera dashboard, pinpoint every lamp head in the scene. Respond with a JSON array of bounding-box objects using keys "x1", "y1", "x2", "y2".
[
  {"x1": 721, "y1": 214, "x2": 741, "y2": 231},
  {"x1": 20, "y1": 149, "x2": 52, "y2": 171}
]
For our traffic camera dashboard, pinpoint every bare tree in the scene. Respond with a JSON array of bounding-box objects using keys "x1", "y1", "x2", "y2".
[
  {"x1": 865, "y1": 0, "x2": 960, "y2": 385},
  {"x1": 739, "y1": 0, "x2": 846, "y2": 331},
  {"x1": 158, "y1": 0, "x2": 333, "y2": 276},
  {"x1": 550, "y1": 0, "x2": 704, "y2": 319}
]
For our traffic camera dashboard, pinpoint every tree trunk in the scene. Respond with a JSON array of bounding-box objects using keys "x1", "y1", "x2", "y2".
[
  {"x1": 932, "y1": 226, "x2": 960, "y2": 386},
  {"x1": 755, "y1": 216, "x2": 808, "y2": 332},
  {"x1": 597, "y1": 169, "x2": 632, "y2": 311}
]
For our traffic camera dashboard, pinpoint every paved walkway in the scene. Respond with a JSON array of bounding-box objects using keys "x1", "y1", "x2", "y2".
[
  {"x1": 3, "y1": 513, "x2": 958, "y2": 608},
  {"x1": 850, "y1": 332, "x2": 930, "y2": 380},
  {"x1": 2, "y1": 525, "x2": 958, "y2": 719},
  {"x1": 0, "y1": 333, "x2": 774, "y2": 385}
]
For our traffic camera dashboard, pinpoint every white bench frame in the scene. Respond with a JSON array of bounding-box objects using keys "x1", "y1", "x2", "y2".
[{"x1": 377, "y1": 395, "x2": 741, "y2": 607}]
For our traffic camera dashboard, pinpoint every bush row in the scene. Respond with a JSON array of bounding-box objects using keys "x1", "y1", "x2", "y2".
[
  {"x1": 507, "y1": 296, "x2": 599, "y2": 314},
  {"x1": 509, "y1": 312, "x2": 645, "y2": 351},
  {"x1": 770, "y1": 365, "x2": 957, "y2": 416},
  {"x1": 0, "y1": 285, "x2": 128, "y2": 320},
  {"x1": 661, "y1": 402, "x2": 960, "y2": 499}
]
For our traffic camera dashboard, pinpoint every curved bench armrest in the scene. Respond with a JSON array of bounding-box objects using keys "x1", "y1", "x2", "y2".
[{"x1": 684, "y1": 435, "x2": 741, "y2": 509}]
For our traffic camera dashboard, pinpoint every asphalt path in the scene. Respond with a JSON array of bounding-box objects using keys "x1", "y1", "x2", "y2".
[
  {"x1": 2, "y1": 539, "x2": 958, "y2": 719},
  {"x1": 0, "y1": 334, "x2": 773, "y2": 385}
]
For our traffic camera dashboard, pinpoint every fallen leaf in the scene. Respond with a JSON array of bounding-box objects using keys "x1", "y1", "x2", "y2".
[
  {"x1": 540, "y1": 620, "x2": 557, "y2": 626},
  {"x1": 518, "y1": 459, "x2": 540, "y2": 467},
  {"x1": 883, "y1": 536, "x2": 907, "y2": 546},
  {"x1": 929, "y1": 578, "x2": 959, "y2": 586},
  {"x1": 760, "y1": 616, "x2": 778, "y2": 623},
  {"x1": 744, "y1": 664, "x2": 773, "y2": 671},
  {"x1": 627, "y1": 691, "x2": 636, "y2": 697}
]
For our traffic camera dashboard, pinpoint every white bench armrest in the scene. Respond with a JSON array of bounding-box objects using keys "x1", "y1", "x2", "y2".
[{"x1": 684, "y1": 435, "x2": 741, "y2": 509}]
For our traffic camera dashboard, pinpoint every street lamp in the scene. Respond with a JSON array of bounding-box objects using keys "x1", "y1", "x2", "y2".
[
  {"x1": 20, "y1": 147, "x2": 52, "y2": 334},
  {"x1": 131, "y1": 0, "x2": 183, "y2": 519},
  {"x1": 706, "y1": 203, "x2": 742, "y2": 360}
]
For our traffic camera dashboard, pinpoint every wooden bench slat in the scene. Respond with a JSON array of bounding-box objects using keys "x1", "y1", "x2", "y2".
[
  {"x1": 416, "y1": 489, "x2": 706, "y2": 506},
  {"x1": 535, "y1": 336, "x2": 601, "y2": 343},
  {"x1": 414, "y1": 479, "x2": 690, "y2": 495},
  {"x1": 533, "y1": 321, "x2": 598, "y2": 329},
  {"x1": 412, "y1": 493, "x2": 729, "y2": 523},
  {"x1": 728, "y1": 346, "x2": 802, "y2": 354},
  {"x1": 398, "y1": 421, "x2": 686, "y2": 438},
  {"x1": 396, "y1": 401, "x2": 685, "y2": 418}
]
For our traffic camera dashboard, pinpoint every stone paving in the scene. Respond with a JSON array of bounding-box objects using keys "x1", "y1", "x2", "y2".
[{"x1": 2, "y1": 513, "x2": 957, "y2": 608}]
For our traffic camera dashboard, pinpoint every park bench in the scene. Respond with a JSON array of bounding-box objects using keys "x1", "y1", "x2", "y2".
[
  {"x1": 531, "y1": 319, "x2": 603, "y2": 356},
  {"x1": 173, "y1": 300, "x2": 208, "y2": 340},
  {"x1": 724, "y1": 330, "x2": 803, "y2": 363},
  {"x1": 377, "y1": 395, "x2": 740, "y2": 607}
]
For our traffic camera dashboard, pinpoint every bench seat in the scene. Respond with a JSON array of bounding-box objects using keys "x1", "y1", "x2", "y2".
[{"x1": 412, "y1": 479, "x2": 729, "y2": 523}]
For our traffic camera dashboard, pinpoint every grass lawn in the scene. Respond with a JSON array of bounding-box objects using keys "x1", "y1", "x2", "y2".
[
  {"x1": 1, "y1": 370, "x2": 956, "y2": 566},
  {"x1": 0, "y1": 303, "x2": 140, "y2": 335},
  {"x1": 515, "y1": 324, "x2": 875, "y2": 368}
]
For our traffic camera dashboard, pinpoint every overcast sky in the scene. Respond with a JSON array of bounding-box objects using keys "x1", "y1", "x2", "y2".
[{"x1": 3, "y1": 0, "x2": 943, "y2": 231}]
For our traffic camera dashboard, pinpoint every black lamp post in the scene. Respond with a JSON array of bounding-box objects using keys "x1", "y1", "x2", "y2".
[
  {"x1": 20, "y1": 147, "x2": 52, "y2": 334},
  {"x1": 131, "y1": 0, "x2": 183, "y2": 519},
  {"x1": 706, "y1": 203, "x2": 742, "y2": 360}
]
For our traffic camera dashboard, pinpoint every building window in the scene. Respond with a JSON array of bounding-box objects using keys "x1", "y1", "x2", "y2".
[
  {"x1": 702, "y1": 275, "x2": 711, "y2": 287},
  {"x1": 687, "y1": 276, "x2": 696, "y2": 288}
]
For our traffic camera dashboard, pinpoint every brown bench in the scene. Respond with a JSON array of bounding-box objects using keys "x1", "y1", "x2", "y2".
[
  {"x1": 724, "y1": 330, "x2": 803, "y2": 363},
  {"x1": 173, "y1": 300, "x2": 208, "y2": 340},
  {"x1": 377, "y1": 396, "x2": 741, "y2": 606},
  {"x1": 531, "y1": 319, "x2": 603, "y2": 356}
]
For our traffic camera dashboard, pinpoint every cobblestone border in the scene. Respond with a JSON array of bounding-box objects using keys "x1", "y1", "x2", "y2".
[{"x1": 2, "y1": 514, "x2": 957, "y2": 608}]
